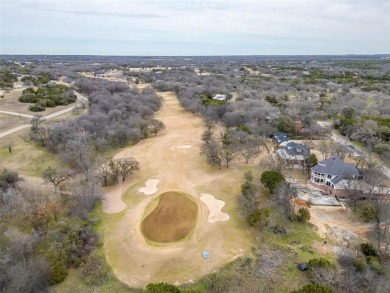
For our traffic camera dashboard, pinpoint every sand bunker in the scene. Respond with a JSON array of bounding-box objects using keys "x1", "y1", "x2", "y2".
[
  {"x1": 200, "y1": 193, "x2": 230, "y2": 223},
  {"x1": 176, "y1": 144, "x2": 192, "y2": 149},
  {"x1": 141, "y1": 191, "x2": 198, "y2": 243},
  {"x1": 139, "y1": 179, "x2": 160, "y2": 195}
]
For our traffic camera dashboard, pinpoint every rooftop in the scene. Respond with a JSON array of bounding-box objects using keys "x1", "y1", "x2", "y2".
[
  {"x1": 283, "y1": 142, "x2": 310, "y2": 156},
  {"x1": 273, "y1": 132, "x2": 289, "y2": 144},
  {"x1": 312, "y1": 157, "x2": 360, "y2": 180}
]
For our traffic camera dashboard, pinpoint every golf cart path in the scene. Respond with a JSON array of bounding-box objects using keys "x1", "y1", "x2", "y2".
[{"x1": 0, "y1": 91, "x2": 88, "y2": 138}]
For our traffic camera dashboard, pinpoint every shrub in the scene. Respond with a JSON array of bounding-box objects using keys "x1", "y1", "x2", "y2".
[
  {"x1": 79, "y1": 252, "x2": 109, "y2": 285},
  {"x1": 260, "y1": 170, "x2": 284, "y2": 193},
  {"x1": 357, "y1": 201, "x2": 376, "y2": 222},
  {"x1": 308, "y1": 258, "x2": 335, "y2": 269},
  {"x1": 291, "y1": 283, "x2": 333, "y2": 293},
  {"x1": 0, "y1": 168, "x2": 20, "y2": 190},
  {"x1": 146, "y1": 282, "x2": 181, "y2": 293},
  {"x1": 267, "y1": 225, "x2": 287, "y2": 235},
  {"x1": 297, "y1": 207, "x2": 310, "y2": 222},
  {"x1": 246, "y1": 208, "x2": 270, "y2": 227},
  {"x1": 49, "y1": 263, "x2": 68, "y2": 285},
  {"x1": 366, "y1": 256, "x2": 382, "y2": 272},
  {"x1": 360, "y1": 242, "x2": 377, "y2": 257},
  {"x1": 29, "y1": 104, "x2": 46, "y2": 112},
  {"x1": 353, "y1": 258, "x2": 367, "y2": 272}
]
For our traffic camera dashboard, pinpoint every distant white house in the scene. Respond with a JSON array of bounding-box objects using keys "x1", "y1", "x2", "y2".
[{"x1": 212, "y1": 94, "x2": 227, "y2": 101}]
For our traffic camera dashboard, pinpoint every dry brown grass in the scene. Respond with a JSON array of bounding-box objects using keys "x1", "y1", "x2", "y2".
[
  {"x1": 0, "y1": 89, "x2": 70, "y2": 115},
  {"x1": 102, "y1": 90, "x2": 255, "y2": 287},
  {"x1": 141, "y1": 191, "x2": 198, "y2": 243},
  {"x1": 0, "y1": 114, "x2": 29, "y2": 132}
]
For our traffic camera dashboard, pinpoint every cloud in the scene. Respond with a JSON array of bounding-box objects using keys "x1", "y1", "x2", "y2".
[
  {"x1": 1, "y1": 0, "x2": 389, "y2": 55},
  {"x1": 44, "y1": 9, "x2": 168, "y2": 19}
]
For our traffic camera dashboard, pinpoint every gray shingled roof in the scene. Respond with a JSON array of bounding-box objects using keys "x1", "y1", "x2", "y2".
[
  {"x1": 274, "y1": 132, "x2": 289, "y2": 144},
  {"x1": 312, "y1": 157, "x2": 360, "y2": 179},
  {"x1": 283, "y1": 142, "x2": 310, "y2": 156}
]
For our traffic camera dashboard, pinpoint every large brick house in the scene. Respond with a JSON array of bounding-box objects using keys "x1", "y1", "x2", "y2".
[
  {"x1": 311, "y1": 156, "x2": 390, "y2": 199},
  {"x1": 311, "y1": 157, "x2": 361, "y2": 194}
]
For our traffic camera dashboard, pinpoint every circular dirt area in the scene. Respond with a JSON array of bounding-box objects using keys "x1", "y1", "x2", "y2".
[{"x1": 141, "y1": 191, "x2": 198, "y2": 243}]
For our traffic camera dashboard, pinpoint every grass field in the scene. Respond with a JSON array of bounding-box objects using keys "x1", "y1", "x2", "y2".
[
  {"x1": 141, "y1": 191, "x2": 198, "y2": 243},
  {"x1": 0, "y1": 113, "x2": 29, "y2": 132},
  {"x1": 0, "y1": 89, "x2": 70, "y2": 115}
]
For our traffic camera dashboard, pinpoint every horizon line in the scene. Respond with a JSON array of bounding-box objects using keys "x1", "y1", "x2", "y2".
[{"x1": 1, "y1": 53, "x2": 389, "y2": 57}]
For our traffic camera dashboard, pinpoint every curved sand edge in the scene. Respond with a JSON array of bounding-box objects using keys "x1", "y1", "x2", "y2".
[
  {"x1": 102, "y1": 183, "x2": 127, "y2": 214},
  {"x1": 139, "y1": 179, "x2": 160, "y2": 195},
  {"x1": 200, "y1": 193, "x2": 230, "y2": 223}
]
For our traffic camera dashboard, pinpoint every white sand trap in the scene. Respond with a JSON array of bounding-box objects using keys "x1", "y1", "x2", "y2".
[
  {"x1": 200, "y1": 193, "x2": 230, "y2": 223},
  {"x1": 139, "y1": 179, "x2": 160, "y2": 195},
  {"x1": 176, "y1": 144, "x2": 192, "y2": 149}
]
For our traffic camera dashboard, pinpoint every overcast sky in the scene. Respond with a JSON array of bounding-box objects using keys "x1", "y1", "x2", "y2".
[{"x1": 1, "y1": 0, "x2": 389, "y2": 55}]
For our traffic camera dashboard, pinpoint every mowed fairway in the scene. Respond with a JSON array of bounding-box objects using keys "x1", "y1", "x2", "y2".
[
  {"x1": 141, "y1": 192, "x2": 198, "y2": 243},
  {"x1": 102, "y1": 90, "x2": 255, "y2": 287}
]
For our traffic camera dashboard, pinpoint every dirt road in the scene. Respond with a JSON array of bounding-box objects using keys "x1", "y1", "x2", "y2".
[{"x1": 102, "y1": 91, "x2": 254, "y2": 287}]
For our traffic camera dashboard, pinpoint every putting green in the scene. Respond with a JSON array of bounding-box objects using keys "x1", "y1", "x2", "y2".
[{"x1": 141, "y1": 191, "x2": 198, "y2": 243}]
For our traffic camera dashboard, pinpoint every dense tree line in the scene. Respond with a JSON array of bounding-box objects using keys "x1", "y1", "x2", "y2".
[
  {"x1": 0, "y1": 168, "x2": 104, "y2": 291},
  {"x1": 149, "y1": 58, "x2": 390, "y2": 160}
]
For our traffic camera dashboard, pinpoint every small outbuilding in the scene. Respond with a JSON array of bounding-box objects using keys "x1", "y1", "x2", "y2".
[{"x1": 212, "y1": 94, "x2": 227, "y2": 101}]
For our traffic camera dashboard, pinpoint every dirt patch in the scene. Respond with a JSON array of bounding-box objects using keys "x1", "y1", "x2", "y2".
[
  {"x1": 141, "y1": 191, "x2": 198, "y2": 243},
  {"x1": 312, "y1": 240, "x2": 334, "y2": 254},
  {"x1": 200, "y1": 193, "x2": 230, "y2": 223},
  {"x1": 294, "y1": 198, "x2": 309, "y2": 207},
  {"x1": 309, "y1": 207, "x2": 373, "y2": 247},
  {"x1": 139, "y1": 179, "x2": 160, "y2": 195}
]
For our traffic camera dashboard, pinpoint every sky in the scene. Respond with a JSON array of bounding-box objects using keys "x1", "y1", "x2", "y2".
[{"x1": 0, "y1": 0, "x2": 389, "y2": 55}]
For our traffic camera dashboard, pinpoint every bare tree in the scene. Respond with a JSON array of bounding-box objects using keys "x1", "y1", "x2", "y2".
[
  {"x1": 96, "y1": 161, "x2": 113, "y2": 186},
  {"x1": 221, "y1": 145, "x2": 239, "y2": 168},
  {"x1": 115, "y1": 158, "x2": 140, "y2": 182},
  {"x1": 332, "y1": 142, "x2": 349, "y2": 159},
  {"x1": 29, "y1": 115, "x2": 45, "y2": 131},
  {"x1": 241, "y1": 141, "x2": 261, "y2": 163},
  {"x1": 200, "y1": 139, "x2": 223, "y2": 169},
  {"x1": 310, "y1": 266, "x2": 341, "y2": 288},
  {"x1": 274, "y1": 182, "x2": 297, "y2": 217},
  {"x1": 42, "y1": 166, "x2": 72, "y2": 193},
  {"x1": 150, "y1": 119, "x2": 165, "y2": 136},
  {"x1": 340, "y1": 178, "x2": 364, "y2": 211},
  {"x1": 319, "y1": 139, "x2": 334, "y2": 160},
  {"x1": 353, "y1": 154, "x2": 377, "y2": 171}
]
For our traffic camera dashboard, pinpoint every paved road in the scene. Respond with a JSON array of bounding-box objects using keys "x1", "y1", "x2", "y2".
[
  {"x1": 0, "y1": 90, "x2": 88, "y2": 139},
  {"x1": 317, "y1": 121, "x2": 390, "y2": 179}
]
